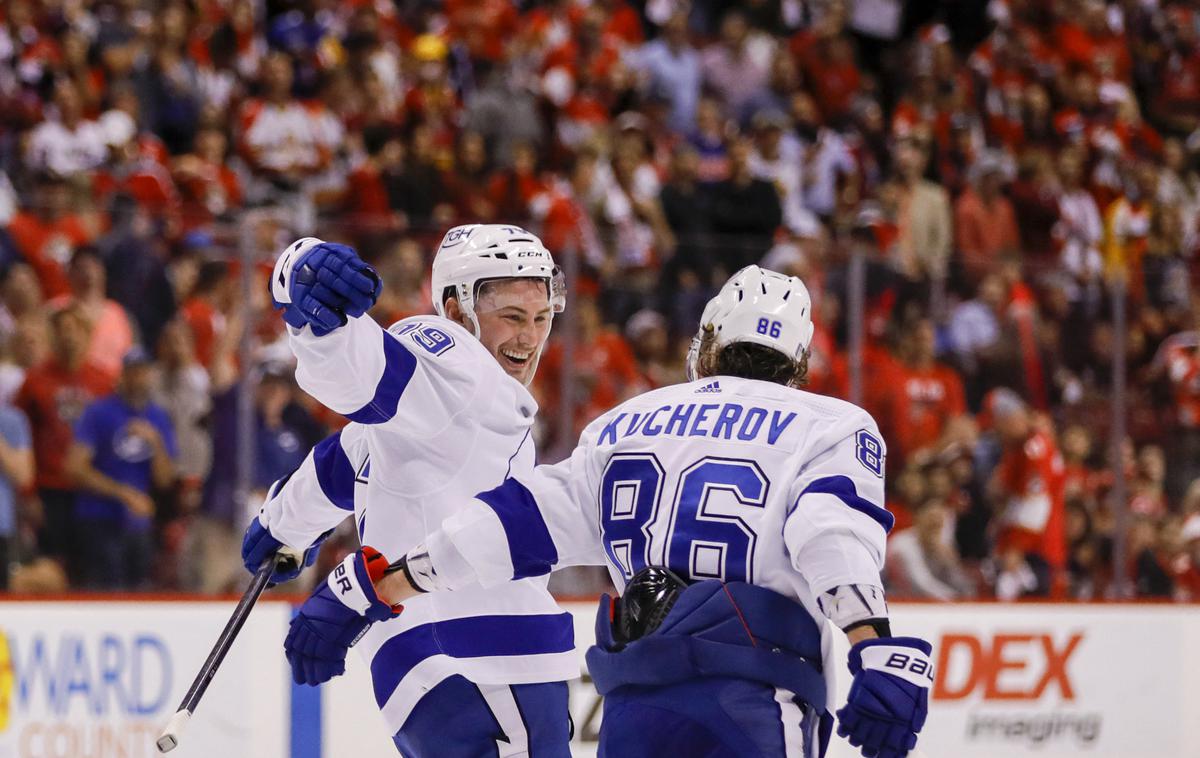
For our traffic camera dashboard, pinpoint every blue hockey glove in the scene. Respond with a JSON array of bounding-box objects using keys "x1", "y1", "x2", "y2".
[
  {"x1": 271, "y1": 238, "x2": 382, "y2": 336},
  {"x1": 285, "y1": 546, "x2": 401, "y2": 686},
  {"x1": 836, "y1": 637, "x2": 932, "y2": 758},
  {"x1": 240, "y1": 514, "x2": 327, "y2": 585}
]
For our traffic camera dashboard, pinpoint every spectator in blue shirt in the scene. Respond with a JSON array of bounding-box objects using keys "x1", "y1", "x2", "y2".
[
  {"x1": 67, "y1": 347, "x2": 176, "y2": 589},
  {"x1": 0, "y1": 397, "x2": 33, "y2": 590},
  {"x1": 633, "y1": 12, "x2": 702, "y2": 133}
]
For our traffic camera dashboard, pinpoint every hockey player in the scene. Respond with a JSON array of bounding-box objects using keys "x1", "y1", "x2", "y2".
[
  {"x1": 370, "y1": 266, "x2": 933, "y2": 758},
  {"x1": 240, "y1": 226, "x2": 577, "y2": 756}
]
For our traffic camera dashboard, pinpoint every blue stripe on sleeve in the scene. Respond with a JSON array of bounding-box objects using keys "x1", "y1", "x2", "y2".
[
  {"x1": 474, "y1": 478, "x2": 559, "y2": 580},
  {"x1": 345, "y1": 330, "x2": 418, "y2": 424},
  {"x1": 311, "y1": 431, "x2": 356, "y2": 511},
  {"x1": 794, "y1": 475, "x2": 895, "y2": 533},
  {"x1": 369, "y1": 613, "x2": 575, "y2": 708}
]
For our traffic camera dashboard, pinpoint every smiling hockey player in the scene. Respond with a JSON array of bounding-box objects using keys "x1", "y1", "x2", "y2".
[{"x1": 240, "y1": 225, "x2": 577, "y2": 756}]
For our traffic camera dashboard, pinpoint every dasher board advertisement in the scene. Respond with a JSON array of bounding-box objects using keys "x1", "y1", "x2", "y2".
[{"x1": 0, "y1": 600, "x2": 291, "y2": 758}]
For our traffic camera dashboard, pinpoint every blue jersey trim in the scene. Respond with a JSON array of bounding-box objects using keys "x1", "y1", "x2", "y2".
[
  {"x1": 795, "y1": 475, "x2": 895, "y2": 533},
  {"x1": 475, "y1": 478, "x2": 559, "y2": 580},
  {"x1": 311, "y1": 431, "x2": 356, "y2": 511},
  {"x1": 345, "y1": 331, "x2": 418, "y2": 424},
  {"x1": 369, "y1": 613, "x2": 575, "y2": 709}
]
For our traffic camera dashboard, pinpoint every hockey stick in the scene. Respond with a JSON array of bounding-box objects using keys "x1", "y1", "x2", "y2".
[{"x1": 156, "y1": 550, "x2": 300, "y2": 753}]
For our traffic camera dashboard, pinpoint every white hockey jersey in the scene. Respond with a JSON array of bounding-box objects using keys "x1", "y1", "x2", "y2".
[
  {"x1": 261, "y1": 314, "x2": 577, "y2": 730},
  {"x1": 422, "y1": 377, "x2": 895, "y2": 695}
]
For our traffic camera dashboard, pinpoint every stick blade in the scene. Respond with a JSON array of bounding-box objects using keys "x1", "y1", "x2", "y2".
[{"x1": 156, "y1": 710, "x2": 190, "y2": 753}]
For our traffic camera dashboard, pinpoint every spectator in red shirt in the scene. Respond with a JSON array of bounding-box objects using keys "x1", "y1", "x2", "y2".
[
  {"x1": 172, "y1": 126, "x2": 243, "y2": 228},
  {"x1": 536, "y1": 293, "x2": 643, "y2": 447},
  {"x1": 987, "y1": 388, "x2": 1067, "y2": 596},
  {"x1": 15, "y1": 304, "x2": 115, "y2": 576},
  {"x1": 1160, "y1": 304, "x2": 1200, "y2": 502},
  {"x1": 5, "y1": 173, "x2": 97, "y2": 300},
  {"x1": 47, "y1": 248, "x2": 134, "y2": 385},
  {"x1": 179, "y1": 261, "x2": 236, "y2": 372},
  {"x1": 341, "y1": 125, "x2": 406, "y2": 245},
  {"x1": 889, "y1": 318, "x2": 975, "y2": 467},
  {"x1": 954, "y1": 152, "x2": 1021, "y2": 285}
]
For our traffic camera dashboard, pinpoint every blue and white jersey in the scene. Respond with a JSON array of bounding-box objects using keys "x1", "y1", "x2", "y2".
[
  {"x1": 259, "y1": 314, "x2": 576, "y2": 731},
  {"x1": 423, "y1": 377, "x2": 894, "y2": 695}
]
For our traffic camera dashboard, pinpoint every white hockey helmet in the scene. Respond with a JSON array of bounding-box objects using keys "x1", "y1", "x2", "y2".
[
  {"x1": 686, "y1": 265, "x2": 815, "y2": 381},
  {"x1": 430, "y1": 224, "x2": 566, "y2": 336}
]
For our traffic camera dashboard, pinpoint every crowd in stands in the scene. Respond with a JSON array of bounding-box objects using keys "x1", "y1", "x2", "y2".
[{"x1": 0, "y1": 0, "x2": 1198, "y2": 603}]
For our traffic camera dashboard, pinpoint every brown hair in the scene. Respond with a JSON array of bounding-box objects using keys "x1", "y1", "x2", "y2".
[{"x1": 694, "y1": 325, "x2": 809, "y2": 388}]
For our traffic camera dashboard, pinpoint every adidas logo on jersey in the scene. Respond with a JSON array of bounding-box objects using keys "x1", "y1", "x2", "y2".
[{"x1": 694, "y1": 380, "x2": 721, "y2": 394}]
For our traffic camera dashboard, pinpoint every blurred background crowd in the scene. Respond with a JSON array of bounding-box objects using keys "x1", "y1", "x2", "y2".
[{"x1": 0, "y1": 0, "x2": 1198, "y2": 604}]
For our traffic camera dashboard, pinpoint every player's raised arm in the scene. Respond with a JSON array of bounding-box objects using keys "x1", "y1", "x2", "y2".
[
  {"x1": 784, "y1": 409, "x2": 932, "y2": 758},
  {"x1": 240, "y1": 425, "x2": 366, "y2": 584},
  {"x1": 270, "y1": 236, "x2": 410, "y2": 416}
]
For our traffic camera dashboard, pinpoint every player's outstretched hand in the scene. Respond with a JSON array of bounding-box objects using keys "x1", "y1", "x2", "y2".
[
  {"x1": 836, "y1": 636, "x2": 932, "y2": 758},
  {"x1": 240, "y1": 512, "x2": 325, "y2": 585},
  {"x1": 284, "y1": 547, "x2": 401, "y2": 686},
  {"x1": 271, "y1": 238, "x2": 382, "y2": 336}
]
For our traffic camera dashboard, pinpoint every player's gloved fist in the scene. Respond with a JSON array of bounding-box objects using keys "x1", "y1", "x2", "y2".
[
  {"x1": 271, "y1": 237, "x2": 382, "y2": 336},
  {"x1": 836, "y1": 637, "x2": 933, "y2": 758},
  {"x1": 285, "y1": 547, "x2": 401, "y2": 686},
  {"x1": 240, "y1": 513, "x2": 326, "y2": 585}
]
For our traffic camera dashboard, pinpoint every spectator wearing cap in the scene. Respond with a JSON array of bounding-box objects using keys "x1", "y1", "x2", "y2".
[
  {"x1": 67, "y1": 347, "x2": 176, "y2": 589},
  {"x1": 985, "y1": 388, "x2": 1067, "y2": 597},
  {"x1": 91, "y1": 109, "x2": 181, "y2": 230},
  {"x1": 16, "y1": 303, "x2": 115, "y2": 575},
  {"x1": 193, "y1": 360, "x2": 321, "y2": 592},
  {"x1": 749, "y1": 108, "x2": 819, "y2": 238},
  {"x1": 632, "y1": 11, "x2": 702, "y2": 134},
  {"x1": 954, "y1": 151, "x2": 1020, "y2": 285},
  {"x1": 48, "y1": 248, "x2": 134, "y2": 385}
]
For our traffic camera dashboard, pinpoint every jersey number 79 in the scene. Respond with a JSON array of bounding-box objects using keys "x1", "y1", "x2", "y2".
[{"x1": 599, "y1": 453, "x2": 769, "y2": 583}]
